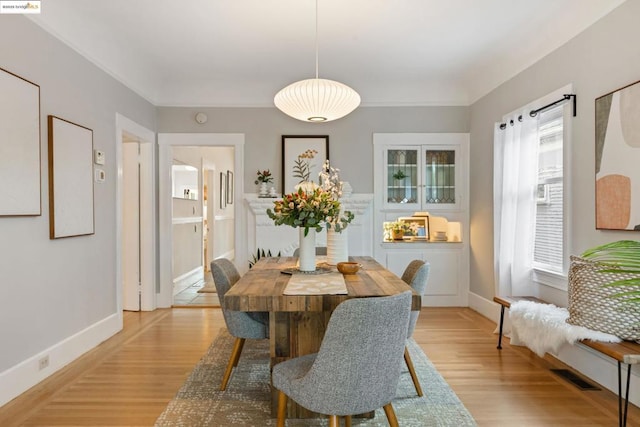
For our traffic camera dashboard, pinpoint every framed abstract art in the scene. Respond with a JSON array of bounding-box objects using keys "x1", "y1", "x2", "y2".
[{"x1": 595, "y1": 79, "x2": 640, "y2": 231}]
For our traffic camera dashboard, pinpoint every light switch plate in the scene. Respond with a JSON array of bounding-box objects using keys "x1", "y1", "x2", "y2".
[{"x1": 94, "y1": 150, "x2": 105, "y2": 165}]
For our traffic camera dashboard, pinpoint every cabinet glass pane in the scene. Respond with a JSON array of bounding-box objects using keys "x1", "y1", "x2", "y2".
[
  {"x1": 387, "y1": 149, "x2": 418, "y2": 204},
  {"x1": 424, "y1": 150, "x2": 455, "y2": 204}
]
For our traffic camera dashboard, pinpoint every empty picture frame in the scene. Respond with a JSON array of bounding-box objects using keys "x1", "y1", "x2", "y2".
[
  {"x1": 0, "y1": 67, "x2": 41, "y2": 216},
  {"x1": 48, "y1": 115, "x2": 95, "y2": 239},
  {"x1": 282, "y1": 135, "x2": 329, "y2": 194}
]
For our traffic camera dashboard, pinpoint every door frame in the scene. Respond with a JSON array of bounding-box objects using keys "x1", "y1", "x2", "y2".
[
  {"x1": 157, "y1": 133, "x2": 245, "y2": 308},
  {"x1": 116, "y1": 113, "x2": 156, "y2": 312}
]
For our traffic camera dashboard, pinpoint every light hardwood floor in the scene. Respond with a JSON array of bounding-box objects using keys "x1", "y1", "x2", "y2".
[{"x1": 1, "y1": 307, "x2": 638, "y2": 426}]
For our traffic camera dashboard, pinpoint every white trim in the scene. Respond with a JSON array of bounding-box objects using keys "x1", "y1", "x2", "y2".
[
  {"x1": 115, "y1": 113, "x2": 157, "y2": 312},
  {"x1": 157, "y1": 133, "x2": 245, "y2": 308},
  {"x1": 0, "y1": 313, "x2": 121, "y2": 407},
  {"x1": 532, "y1": 268, "x2": 568, "y2": 291},
  {"x1": 172, "y1": 216, "x2": 204, "y2": 224}
]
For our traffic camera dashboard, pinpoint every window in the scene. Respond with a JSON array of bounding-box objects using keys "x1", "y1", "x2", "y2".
[
  {"x1": 493, "y1": 87, "x2": 571, "y2": 296},
  {"x1": 533, "y1": 105, "x2": 564, "y2": 274}
]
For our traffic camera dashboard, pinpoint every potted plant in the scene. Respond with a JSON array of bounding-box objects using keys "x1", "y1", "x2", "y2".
[
  {"x1": 384, "y1": 220, "x2": 408, "y2": 240},
  {"x1": 392, "y1": 170, "x2": 407, "y2": 181}
]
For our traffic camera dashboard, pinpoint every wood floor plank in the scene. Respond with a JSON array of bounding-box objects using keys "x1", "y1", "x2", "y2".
[{"x1": 0, "y1": 306, "x2": 638, "y2": 426}]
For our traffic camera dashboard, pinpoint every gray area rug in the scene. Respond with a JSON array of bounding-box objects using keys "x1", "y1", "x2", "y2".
[{"x1": 155, "y1": 329, "x2": 476, "y2": 426}]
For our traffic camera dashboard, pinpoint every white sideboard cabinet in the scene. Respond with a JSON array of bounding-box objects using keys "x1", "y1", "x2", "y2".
[{"x1": 373, "y1": 133, "x2": 470, "y2": 306}]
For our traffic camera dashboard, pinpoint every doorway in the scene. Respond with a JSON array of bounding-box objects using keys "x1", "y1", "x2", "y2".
[
  {"x1": 157, "y1": 133, "x2": 245, "y2": 308},
  {"x1": 116, "y1": 114, "x2": 156, "y2": 312}
]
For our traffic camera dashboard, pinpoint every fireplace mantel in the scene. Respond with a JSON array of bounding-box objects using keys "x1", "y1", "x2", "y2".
[{"x1": 244, "y1": 193, "x2": 374, "y2": 257}]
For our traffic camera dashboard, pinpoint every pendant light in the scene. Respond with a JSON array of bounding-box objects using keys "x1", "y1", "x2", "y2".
[{"x1": 274, "y1": 0, "x2": 360, "y2": 122}]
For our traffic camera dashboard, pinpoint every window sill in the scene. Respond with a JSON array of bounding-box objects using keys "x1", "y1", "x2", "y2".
[{"x1": 532, "y1": 268, "x2": 567, "y2": 291}]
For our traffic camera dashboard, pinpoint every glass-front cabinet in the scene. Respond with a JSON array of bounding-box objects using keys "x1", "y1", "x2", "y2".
[
  {"x1": 373, "y1": 133, "x2": 470, "y2": 307},
  {"x1": 386, "y1": 147, "x2": 419, "y2": 205},
  {"x1": 381, "y1": 136, "x2": 464, "y2": 211}
]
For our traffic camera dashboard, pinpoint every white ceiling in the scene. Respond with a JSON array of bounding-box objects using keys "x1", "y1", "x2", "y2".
[{"x1": 29, "y1": 0, "x2": 626, "y2": 107}]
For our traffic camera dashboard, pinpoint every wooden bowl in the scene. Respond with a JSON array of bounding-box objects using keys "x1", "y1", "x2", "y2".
[{"x1": 337, "y1": 262, "x2": 360, "y2": 274}]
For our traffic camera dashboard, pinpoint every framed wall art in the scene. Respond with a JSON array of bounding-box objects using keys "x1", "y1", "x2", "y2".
[
  {"x1": 281, "y1": 135, "x2": 329, "y2": 194},
  {"x1": 595, "y1": 79, "x2": 640, "y2": 231},
  {"x1": 219, "y1": 171, "x2": 226, "y2": 209},
  {"x1": 226, "y1": 170, "x2": 233, "y2": 204},
  {"x1": 48, "y1": 115, "x2": 94, "y2": 239},
  {"x1": 0, "y1": 67, "x2": 41, "y2": 216}
]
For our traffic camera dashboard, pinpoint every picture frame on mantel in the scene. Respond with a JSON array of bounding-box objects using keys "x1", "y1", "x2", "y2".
[
  {"x1": 48, "y1": 115, "x2": 95, "y2": 239},
  {"x1": 281, "y1": 135, "x2": 329, "y2": 194},
  {"x1": 595, "y1": 79, "x2": 640, "y2": 231},
  {"x1": 0, "y1": 67, "x2": 41, "y2": 216}
]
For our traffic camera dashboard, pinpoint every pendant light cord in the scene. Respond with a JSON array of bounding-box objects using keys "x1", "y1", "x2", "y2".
[{"x1": 315, "y1": 0, "x2": 319, "y2": 79}]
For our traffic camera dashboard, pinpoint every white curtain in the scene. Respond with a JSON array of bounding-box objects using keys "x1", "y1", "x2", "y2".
[{"x1": 493, "y1": 115, "x2": 539, "y2": 297}]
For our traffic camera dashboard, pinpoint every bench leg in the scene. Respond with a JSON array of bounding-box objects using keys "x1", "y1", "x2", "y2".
[
  {"x1": 618, "y1": 361, "x2": 632, "y2": 427},
  {"x1": 497, "y1": 305, "x2": 506, "y2": 350}
]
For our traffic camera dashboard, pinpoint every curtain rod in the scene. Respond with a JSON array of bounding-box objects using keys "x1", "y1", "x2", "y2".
[
  {"x1": 498, "y1": 93, "x2": 577, "y2": 130},
  {"x1": 530, "y1": 94, "x2": 576, "y2": 117}
]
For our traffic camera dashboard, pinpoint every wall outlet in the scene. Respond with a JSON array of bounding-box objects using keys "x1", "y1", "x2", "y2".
[
  {"x1": 95, "y1": 168, "x2": 105, "y2": 183},
  {"x1": 38, "y1": 355, "x2": 49, "y2": 371}
]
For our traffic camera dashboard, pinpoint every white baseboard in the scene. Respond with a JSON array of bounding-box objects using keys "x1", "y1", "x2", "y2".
[
  {"x1": 468, "y1": 291, "x2": 500, "y2": 323},
  {"x1": 172, "y1": 267, "x2": 204, "y2": 295},
  {"x1": 0, "y1": 312, "x2": 122, "y2": 407},
  {"x1": 468, "y1": 292, "x2": 640, "y2": 407}
]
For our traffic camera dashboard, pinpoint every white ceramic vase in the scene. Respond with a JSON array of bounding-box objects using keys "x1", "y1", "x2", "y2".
[
  {"x1": 259, "y1": 182, "x2": 268, "y2": 197},
  {"x1": 327, "y1": 228, "x2": 348, "y2": 265},
  {"x1": 298, "y1": 228, "x2": 316, "y2": 272}
]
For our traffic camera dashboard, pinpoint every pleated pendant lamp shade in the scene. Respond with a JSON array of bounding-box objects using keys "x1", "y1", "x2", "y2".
[
  {"x1": 274, "y1": 77, "x2": 361, "y2": 122},
  {"x1": 273, "y1": 0, "x2": 360, "y2": 123}
]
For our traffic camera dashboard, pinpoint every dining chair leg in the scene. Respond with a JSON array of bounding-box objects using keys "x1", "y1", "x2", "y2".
[
  {"x1": 232, "y1": 337, "x2": 246, "y2": 367},
  {"x1": 344, "y1": 415, "x2": 352, "y2": 427},
  {"x1": 328, "y1": 415, "x2": 339, "y2": 427},
  {"x1": 276, "y1": 390, "x2": 288, "y2": 427},
  {"x1": 404, "y1": 346, "x2": 424, "y2": 397},
  {"x1": 220, "y1": 337, "x2": 245, "y2": 390},
  {"x1": 383, "y1": 403, "x2": 400, "y2": 427}
]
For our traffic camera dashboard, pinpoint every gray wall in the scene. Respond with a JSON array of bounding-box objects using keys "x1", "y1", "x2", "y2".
[
  {"x1": 468, "y1": 0, "x2": 640, "y2": 301},
  {"x1": 157, "y1": 106, "x2": 469, "y2": 195},
  {"x1": 0, "y1": 17, "x2": 155, "y2": 371}
]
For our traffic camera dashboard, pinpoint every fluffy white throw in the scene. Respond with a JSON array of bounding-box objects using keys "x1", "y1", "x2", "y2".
[{"x1": 508, "y1": 300, "x2": 621, "y2": 357}]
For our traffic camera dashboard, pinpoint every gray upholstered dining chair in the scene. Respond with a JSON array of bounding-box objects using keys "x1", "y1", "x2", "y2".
[
  {"x1": 272, "y1": 291, "x2": 412, "y2": 427},
  {"x1": 401, "y1": 259, "x2": 431, "y2": 397},
  {"x1": 211, "y1": 258, "x2": 269, "y2": 391}
]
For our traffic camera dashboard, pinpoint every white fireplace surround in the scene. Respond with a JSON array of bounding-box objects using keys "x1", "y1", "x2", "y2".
[{"x1": 245, "y1": 193, "x2": 374, "y2": 261}]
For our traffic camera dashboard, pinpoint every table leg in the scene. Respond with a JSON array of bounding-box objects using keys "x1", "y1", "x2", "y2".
[
  {"x1": 619, "y1": 361, "x2": 631, "y2": 427},
  {"x1": 497, "y1": 305, "x2": 506, "y2": 350}
]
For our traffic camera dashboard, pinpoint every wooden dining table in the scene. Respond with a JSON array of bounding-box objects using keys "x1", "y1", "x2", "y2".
[{"x1": 223, "y1": 255, "x2": 421, "y2": 418}]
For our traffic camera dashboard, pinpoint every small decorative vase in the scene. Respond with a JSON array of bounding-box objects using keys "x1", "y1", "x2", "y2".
[
  {"x1": 341, "y1": 181, "x2": 353, "y2": 198},
  {"x1": 259, "y1": 182, "x2": 268, "y2": 197},
  {"x1": 327, "y1": 228, "x2": 348, "y2": 265},
  {"x1": 298, "y1": 228, "x2": 316, "y2": 272}
]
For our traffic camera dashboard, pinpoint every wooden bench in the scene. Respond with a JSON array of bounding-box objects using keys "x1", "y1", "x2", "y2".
[{"x1": 494, "y1": 295, "x2": 640, "y2": 427}]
